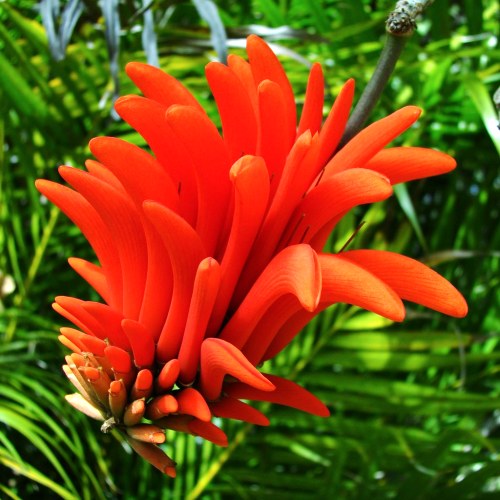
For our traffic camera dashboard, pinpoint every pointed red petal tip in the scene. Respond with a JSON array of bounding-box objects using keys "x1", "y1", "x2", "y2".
[
  {"x1": 176, "y1": 388, "x2": 211, "y2": 422},
  {"x1": 225, "y1": 375, "x2": 330, "y2": 418},
  {"x1": 342, "y1": 250, "x2": 468, "y2": 318},
  {"x1": 210, "y1": 397, "x2": 270, "y2": 426},
  {"x1": 188, "y1": 419, "x2": 228, "y2": 447},
  {"x1": 199, "y1": 338, "x2": 275, "y2": 401}
]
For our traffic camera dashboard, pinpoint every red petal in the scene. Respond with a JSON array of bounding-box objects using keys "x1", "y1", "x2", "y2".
[
  {"x1": 83, "y1": 301, "x2": 130, "y2": 350},
  {"x1": 210, "y1": 396, "x2": 270, "y2": 426},
  {"x1": 89, "y1": 137, "x2": 179, "y2": 211},
  {"x1": 227, "y1": 54, "x2": 259, "y2": 120},
  {"x1": 125, "y1": 437, "x2": 176, "y2": 475},
  {"x1": 143, "y1": 201, "x2": 206, "y2": 362},
  {"x1": 121, "y1": 319, "x2": 155, "y2": 368},
  {"x1": 54, "y1": 296, "x2": 107, "y2": 340},
  {"x1": 92, "y1": 138, "x2": 179, "y2": 339},
  {"x1": 225, "y1": 375, "x2": 330, "y2": 417},
  {"x1": 178, "y1": 258, "x2": 221, "y2": 384},
  {"x1": 208, "y1": 156, "x2": 269, "y2": 334},
  {"x1": 104, "y1": 346, "x2": 133, "y2": 374},
  {"x1": 363, "y1": 147, "x2": 457, "y2": 184},
  {"x1": 59, "y1": 327, "x2": 87, "y2": 352},
  {"x1": 114, "y1": 96, "x2": 198, "y2": 225},
  {"x1": 165, "y1": 105, "x2": 232, "y2": 255},
  {"x1": 221, "y1": 245, "x2": 321, "y2": 349},
  {"x1": 236, "y1": 132, "x2": 316, "y2": 297},
  {"x1": 187, "y1": 419, "x2": 228, "y2": 447},
  {"x1": 130, "y1": 368, "x2": 154, "y2": 400},
  {"x1": 341, "y1": 250, "x2": 468, "y2": 317},
  {"x1": 283, "y1": 168, "x2": 393, "y2": 249},
  {"x1": 68, "y1": 258, "x2": 109, "y2": 303},
  {"x1": 205, "y1": 61, "x2": 258, "y2": 161},
  {"x1": 146, "y1": 394, "x2": 179, "y2": 420},
  {"x1": 297, "y1": 63, "x2": 324, "y2": 137},
  {"x1": 58, "y1": 335, "x2": 82, "y2": 354},
  {"x1": 241, "y1": 295, "x2": 305, "y2": 365},
  {"x1": 322, "y1": 106, "x2": 422, "y2": 179},
  {"x1": 256, "y1": 80, "x2": 289, "y2": 194},
  {"x1": 78, "y1": 334, "x2": 108, "y2": 357},
  {"x1": 126, "y1": 62, "x2": 203, "y2": 112},
  {"x1": 320, "y1": 253, "x2": 405, "y2": 320},
  {"x1": 59, "y1": 166, "x2": 148, "y2": 319},
  {"x1": 156, "y1": 359, "x2": 180, "y2": 392},
  {"x1": 84, "y1": 160, "x2": 124, "y2": 194},
  {"x1": 263, "y1": 254, "x2": 406, "y2": 360},
  {"x1": 199, "y1": 338, "x2": 274, "y2": 400},
  {"x1": 176, "y1": 388, "x2": 211, "y2": 422},
  {"x1": 315, "y1": 79, "x2": 355, "y2": 167},
  {"x1": 247, "y1": 35, "x2": 296, "y2": 150},
  {"x1": 35, "y1": 180, "x2": 122, "y2": 310}
]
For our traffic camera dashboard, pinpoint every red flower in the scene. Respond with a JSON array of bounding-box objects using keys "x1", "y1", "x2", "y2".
[{"x1": 36, "y1": 35, "x2": 467, "y2": 476}]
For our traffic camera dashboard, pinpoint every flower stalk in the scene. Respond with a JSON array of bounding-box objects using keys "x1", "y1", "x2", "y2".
[{"x1": 340, "y1": 0, "x2": 436, "y2": 146}]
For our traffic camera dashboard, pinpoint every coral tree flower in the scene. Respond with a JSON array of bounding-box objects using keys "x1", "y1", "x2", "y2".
[{"x1": 36, "y1": 35, "x2": 467, "y2": 476}]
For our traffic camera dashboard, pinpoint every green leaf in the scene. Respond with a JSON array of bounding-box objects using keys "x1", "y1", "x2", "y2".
[{"x1": 463, "y1": 74, "x2": 500, "y2": 156}]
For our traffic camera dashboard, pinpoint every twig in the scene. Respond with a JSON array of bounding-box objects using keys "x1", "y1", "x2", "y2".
[{"x1": 339, "y1": 0, "x2": 435, "y2": 147}]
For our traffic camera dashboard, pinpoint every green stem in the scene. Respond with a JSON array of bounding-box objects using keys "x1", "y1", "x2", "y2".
[
  {"x1": 340, "y1": 0, "x2": 436, "y2": 146},
  {"x1": 340, "y1": 33, "x2": 408, "y2": 147}
]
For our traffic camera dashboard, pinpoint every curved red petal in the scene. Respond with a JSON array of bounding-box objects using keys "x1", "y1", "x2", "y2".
[
  {"x1": 322, "y1": 106, "x2": 422, "y2": 179},
  {"x1": 187, "y1": 419, "x2": 228, "y2": 447},
  {"x1": 247, "y1": 35, "x2": 296, "y2": 150},
  {"x1": 283, "y1": 168, "x2": 393, "y2": 249},
  {"x1": 178, "y1": 257, "x2": 221, "y2": 384},
  {"x1": 156, "y1": 359, "x2": 180, "y2": 392},
  {"x1": 143, "y1": 201, "x2": 206, "y2": 362},
  {"x1": 315, "y1": 79, "x2": 355, "y2": 167},
  {"x1": 59, "y1": 166, "x2": 148, "y2": 320},
  {"x1": 297, "y1": 62, "x2": 324, "y2": 137},
  {"x1": 225, "y1": 374, "x2": 330, "y2": 417},
  {"x1": 210, "y1": 396, "x2": 270, "y2": 426},
  {"x1": 199, "y1": 338, "x2": 274, "y2": 401},
  {"x1": 241, "y1": 294, "x2": 305, "y2": 365},
  {"x1": 166, "y1": 105, "x2": 232, "y2": 255},
  {"x1": 235, "y1": 133, "x2": 315, "y2": 301},
  {"x1": 35, "y1": 180, "x2": 123, "y2": 310},
  {"x1": 126, "y1": 61, "x2": 203, "y2": 112},
  {"x1": 125, "y1": 437, "x2": 176, "y2": 475},
  {"x1": 54, "y1": 296, "x2": 107, "y2": 340},
  {"x1": 262, "y1": 254, "x2": 406, "y2": 361},
  {"x1": 104, "y1": 346, "x2": 133, "y2": 374},
  {"x1": 205, "y1": 61, "x2": 258, "y2": 161},
  {"x1": 208, "y1": 155, "x2": 269, "y2": 335},
  {"x1": 221, "y1": 244, "x2": 321, "y2": 349},
  {"x1": 83, "y1": 301, "x2": 130, "y2": 350},
  {"x1": 121, "y1": 319, "x2": 156, "y2": 368},
  {"x1": 89, "y1": 137, "x2": 179, "y2": 211},
  {"x1": 84, "y1": 159, "x2": 124, "y2": 192},
  {"x1": 114, "y1": 95, "x2": 198, "y2": 225},
  {"x1": 363, "y1": 147, "x2": 457, "y2": 185},
  {"x1": 68, "y1": 258, "x2": 110, "y2": 303},
  {"x1": 341, "y1": 250, "x2": 468, "y2": 317},
  {"x1": 176, "y1": 388, "x2": 211, "y2": 422}
]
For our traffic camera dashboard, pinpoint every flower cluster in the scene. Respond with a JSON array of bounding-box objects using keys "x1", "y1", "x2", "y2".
[{"x1": 36, "y1": 35, "x2": 467, "y2": 476}]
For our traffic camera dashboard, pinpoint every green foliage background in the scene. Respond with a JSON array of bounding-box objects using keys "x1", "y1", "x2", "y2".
[{"x1": 0, "y1": 0, "x2": 499, "y2": 498}]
